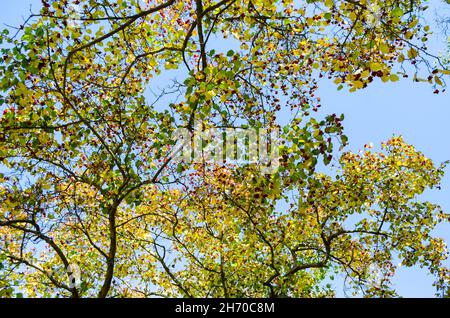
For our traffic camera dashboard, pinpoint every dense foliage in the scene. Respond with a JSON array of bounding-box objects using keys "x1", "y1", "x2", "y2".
[{"x1": 0, "y1": 0, "x2": 449, "y2": 297}]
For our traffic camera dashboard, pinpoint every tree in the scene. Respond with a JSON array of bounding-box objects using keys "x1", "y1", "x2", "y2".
[{"x1": 0, "y1": 0, "x2": 449, "y2": 298}]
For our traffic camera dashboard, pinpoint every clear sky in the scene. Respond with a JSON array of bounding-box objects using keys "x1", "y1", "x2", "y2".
[{"x1": 1, "y1": 0, "x2": 449, "y2": 297}]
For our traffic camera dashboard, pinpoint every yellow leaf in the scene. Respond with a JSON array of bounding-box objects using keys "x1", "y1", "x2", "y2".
[
  {"x1": 353, "y1": 80, "x2": 364, "y2": 89},
  {"x1": 390, "y1": 74, "x2": 400, "y2": 82},
  {"x1": 379, "y1": 43, "x2": 389, "y2": 54},
  {"x1": 434, "y1": 76, "x2": 443, "y2": 86},
  {"x1": 407, "y1": 48, "x2": 418, "y2": 59},
  {"x1": 370, "y1": 62, "x2": 382, "y2": 71}
]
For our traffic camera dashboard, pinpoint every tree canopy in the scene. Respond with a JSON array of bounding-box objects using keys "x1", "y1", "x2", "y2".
[{"x1": 0, "y1": 0, "x2": 449, "y2": 298}]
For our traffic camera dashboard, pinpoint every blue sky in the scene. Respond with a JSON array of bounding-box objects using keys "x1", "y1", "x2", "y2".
[{"x1": 1, "y1": 0, "x2": 449, "y2": 297}]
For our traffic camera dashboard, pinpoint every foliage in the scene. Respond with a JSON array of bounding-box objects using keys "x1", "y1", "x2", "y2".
[{"x1": 0, "y1": 0, "x2": 449, "y2": 298}]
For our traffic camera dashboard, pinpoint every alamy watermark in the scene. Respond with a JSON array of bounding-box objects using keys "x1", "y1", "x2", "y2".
[
  {"x1": 67, "y1": 3, "x2": 82, "y2": 29},
  {"x1": 365, "y1": 1, "x2": 383, "y2": 28},
  {"x1": 66, "y1": 264, "x2": 81, "y2": 289},
  {"x1": 170, "y1": 121, "x2": 280, "y2": 174}
]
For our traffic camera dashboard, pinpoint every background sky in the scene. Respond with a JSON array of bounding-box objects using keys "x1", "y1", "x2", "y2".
[{"x1": 1, "y1": 0, "x2": 449, "y2": 297}]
